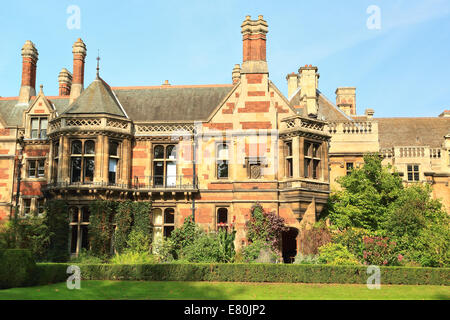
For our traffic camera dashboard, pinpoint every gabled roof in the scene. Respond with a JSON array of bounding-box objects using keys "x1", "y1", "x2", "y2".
[
  {"x1": 63, "y1": 77, "x2": 127, "y2": 117},
  {"x1": 376, "y1": 117, "x2": 450, "y2": 148},
  {"x1": 113, "y1": 85, "x2": 234, "y2": 122}
]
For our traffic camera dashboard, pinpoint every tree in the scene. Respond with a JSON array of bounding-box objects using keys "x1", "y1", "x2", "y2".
[{"x1": 325, "y1": 153, "x2": 403, "y2": 231}]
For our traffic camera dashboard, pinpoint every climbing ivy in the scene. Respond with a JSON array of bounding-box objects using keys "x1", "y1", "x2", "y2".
[{"x1": 89, "y1": 200, "x2": 116, "y2": 258}]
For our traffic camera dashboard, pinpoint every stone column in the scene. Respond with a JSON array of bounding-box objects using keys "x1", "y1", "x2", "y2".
[
  {"x1": 292, "y1": 136, "x2": 300, "y2": 178},
  {"x1": 299, "y1": 137, "x2": 305, "y2": 177}
]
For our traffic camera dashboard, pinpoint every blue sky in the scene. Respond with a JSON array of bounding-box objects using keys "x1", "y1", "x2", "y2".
[{"x1": 1, "y1": 0, "x2": 449, "y2": 117}]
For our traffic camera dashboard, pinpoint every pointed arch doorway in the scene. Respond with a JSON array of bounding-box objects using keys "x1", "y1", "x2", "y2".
[{"x1": 282, "y1": 227, "x2": 299, "y2": 263}]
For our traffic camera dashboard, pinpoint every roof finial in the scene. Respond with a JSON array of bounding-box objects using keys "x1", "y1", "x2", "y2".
[{"x1": 96, "y1": 49, "x2": 100, "y2": 79}]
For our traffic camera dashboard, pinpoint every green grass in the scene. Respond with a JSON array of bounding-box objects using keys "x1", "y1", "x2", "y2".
[{"x1": 0, "y1": 281, "x2": 449, "y2": 300}]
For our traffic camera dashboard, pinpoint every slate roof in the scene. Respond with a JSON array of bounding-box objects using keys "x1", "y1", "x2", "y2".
[
  {"x1": 113, "y1": 85, "x2": 234, "y2": 122},
  {"x1": 376, "y1": 117, "x2": 450, "y2": 148},
  {"x1": 63, "y1": 77, "x2": 126, "y2": 117},
  {"x1": 289, "y1": 88, "x2": 351, "y2": 121},
  {"x1": 0, "y1": 82, "x2": 234, "y2": 126}
]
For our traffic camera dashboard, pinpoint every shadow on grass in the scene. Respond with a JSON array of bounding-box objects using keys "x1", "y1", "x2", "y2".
[{"x1": 0, "y1": 280, "x2": 248, "y2": 300}]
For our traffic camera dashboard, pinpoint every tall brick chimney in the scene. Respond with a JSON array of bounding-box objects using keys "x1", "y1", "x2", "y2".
[
  {"x1": 240, "y1": 15, "x2": 268, "y2": 74},
  {"x1": 69, "y1": 38, "x2": 87, "y2": 104},
  {"x1": 299, "y1": 65, "x2": 319, "y2": 118},
  {"x1": 58, "y1": 68, "x2": 72, "y2": 96},
  {"x1": 18, "y1": 40, "x2": 38, "y2": 104},
  {"x1": 336, "y1": 87, "x2": 356, "y2": 116}
]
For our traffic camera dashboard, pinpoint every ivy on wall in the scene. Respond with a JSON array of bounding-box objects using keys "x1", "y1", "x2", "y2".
[
  {"x1": 45, "y1": 200, "x2": 69, "y2": 262},
  {"x1": 89, "y1": 200, "x2": 116, "y2": 258}
]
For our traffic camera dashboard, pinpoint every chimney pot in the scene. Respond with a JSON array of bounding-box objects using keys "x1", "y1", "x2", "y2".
[
  {"x1": 70, "y1": 38, "x2": 87, "y2": 103},
  {"x1": 240, "y1": 15, "x2": 268, "y2": 74}
]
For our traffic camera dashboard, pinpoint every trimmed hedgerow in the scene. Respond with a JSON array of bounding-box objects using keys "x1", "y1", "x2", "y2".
[
  {"x1": 0, "y1": 249, "x2": 37, "y2": 289},
  {"x1": 33, "y1": 263, "x2": 449, "y2": 286}
]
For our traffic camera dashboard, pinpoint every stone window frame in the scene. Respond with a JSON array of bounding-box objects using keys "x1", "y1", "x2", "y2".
[
  {"x1": 29, "y1": 116, "x2": 48, "y2": 140},
  {"x1": 151, "y1": 144, "x2": 177, "y2": 187},
  {"x1": 26, "y1": 158, "x2": 45, "y2": 178},
  {"x1": 284, "y1": 140, "x2": 293, "y2": 178},
  {"x1": 346, "y1": 162, "x2": 354, "y2": 176},
  {"x1": 70, "y1": 139, "x2": 96, "y2": 184},
  {"x1": 152, "y1": 207, "x2": 176, "y2": 244},
  {"x1": 407, "y1": 164, "x2": 420, "y2": 182},
  {"x1": 304, "y1": 140, "x2": 321, "y2": 180},
  {"x1": 69, "y1": 205, "x2": 91, "y2": 256},
  {"x1": 52, "y1": 141, "x2": 59, "y2": 182}
]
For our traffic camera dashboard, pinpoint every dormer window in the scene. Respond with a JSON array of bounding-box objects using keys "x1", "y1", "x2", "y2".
[{"x1": 30, "y1": 117, "x2": 48, "y2": 139}]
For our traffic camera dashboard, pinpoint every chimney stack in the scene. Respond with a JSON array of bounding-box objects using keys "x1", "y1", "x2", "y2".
[
  {"x1": 232, "y1": 64, "x2": 241, "y2": 84},
  {"x1": 299, "y1": 65, "x2": 319, "y2": 118},
  {"x1": 58, "y1": 68, "x2": 72, "y2": 96},
  {"x1": 240, "y1": 15, "x2": 268, "y2": 74},
  {"x1": 18, "y1": 40, "x2": 38, "y2": 104},
  {"x1": 336, "y1": 87, "x2": 356, "y2": 116},
  {"x1": 286, "y1": 72, "x2": 299, "y2": 99},
  {"x1": 69, "y1": 38, "x2": 87, "y2": 104}
]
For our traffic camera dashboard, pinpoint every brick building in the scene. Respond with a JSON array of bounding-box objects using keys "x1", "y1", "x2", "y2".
[{"x1": 0, "y1": 16, "x2": 448, "y2": 260}]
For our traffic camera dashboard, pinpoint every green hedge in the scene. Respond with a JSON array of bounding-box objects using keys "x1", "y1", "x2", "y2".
[
  {"x1": 0, "y1": 249, "x2": 37, "y2": 289},
  {"x1": 33, "y1": 263, "x2": 449, "y2": 286}
]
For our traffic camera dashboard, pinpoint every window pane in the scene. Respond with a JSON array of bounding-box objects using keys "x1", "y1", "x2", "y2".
[
  {"x1": 109, "y1": 159, "x2": 118, "y2": 183},
  {"x1": 71, "y1": 157, "x2": 82, "y2": 182},
  {"x1": 31, "y1": 130, "x2": 39, "y2": 139},
  {"x1": 38, "y1": 159, "x2": 45, "y2": 176},
  {"x1": 37, "y1": 199, "x2": 45, "y2": 215},
  {"x1": 84, "y1": 158, "x2": 95, "y2": 182},
  {"x1": 81, "y1": 225, "x2": 89, "y2": 250},
  {"x1": 217, "y1": 208, "x2": 228, "y2": 224},
  {"x1": 154, "y1": 145, "x2": 164, "y2": 159},
  {"x1": 71, "y1": 140, "x2": 82, "y2": 154},
  {"x1": 286, "y1": 159, "x2": 293, "y2": 177},
  {"x1": 109, "y1": 142, "x2": 119, "y2": 156},
  {"x1": 85, "y1": 140, "x2": 95, "y2": 154},
  {"x1": 164, "y1": 226, "x2": 174, "y2": 238},
  {"x1": 69, "y1": 207, "x2": 78, "y2": 223},
  {"x1": 217, "y1": 161, "x2": 228, "y2": 178},
  {"x1": 166, "y1": 145, "x2": 176, "y2": 159},
  {"x1": 153, "y1": 161, "x2": 164, "y2": 186},
  {"x1": 82, "y1": 207, "x2": 90, "y2": 222},
  {"x1": 40, "y1": 118, "x2": 48, "y2": 129},
  {"x1": 285, "y1": 142, "x2": 292, "y2": 157},
  {"x1": 304, "y1": 142, "x2": 311, "y2": 157},
  {"x1": 414, "y1": 173, "x2": 419, "y2": 181},
  {"x1": 304, "y1": 159, "x2": 311, "y2": 178},
  {"x1": 166, "y1": 162, "x2": 176, "y2": 186},
  {"x1": 28, "y1": 161, "x2": 36, "y2": 177},
  {"x1": 70, "y1": 226, "x2": 78, "y2": 254},
  {"x1": 53, "y1": 142, "x2": 59, "y2": 158},
  {"x1": 313, "y1": 144, "x2": 320, "y2": 157},
  {"x1": 408, "y1": 173, "x2": 413, "y2": 181},
  {"x1": 313, "y1": 160, "x2": 320, "y2": 179},
  {"x1": 31, "y1": 118, "x2": 39, "y2": 129},
  {"x1": 40, "y1": 129, "x2": 47, "y2": 139},
  {"x1": 164, "y1": 208, "x2": 175, "y2": 224},
  {"x1": 218, "y1": 144, "x2": 228, "y2": 159}
]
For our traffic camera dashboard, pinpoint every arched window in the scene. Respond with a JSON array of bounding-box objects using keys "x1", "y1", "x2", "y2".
[
  {"x1": 153, "y1": 145, "x2": 177, "y2": 187},
  {"x1": 70, "y1": 140, "x2": 95, "y2": 183}
]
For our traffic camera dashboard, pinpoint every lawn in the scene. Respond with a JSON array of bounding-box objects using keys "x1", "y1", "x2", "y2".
[{"x1": 0, "y1": 281, "x2": 449, "y2": 300}]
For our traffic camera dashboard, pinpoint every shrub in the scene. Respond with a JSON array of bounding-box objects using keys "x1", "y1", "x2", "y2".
[
  {"x1": 318, "y1": 243, "x2": 360, "y2": 266},
  {"x1": 246, "y1": 204, "x2": 287, "y2": 254},
  {"x1": 332, "y1": 227, "x2": 379, "y2": 262},
  {"x1": 294, "y1": 253, "x2": 319, "y2": 265},
  {"x1": 62, "y1": 263, "x2": 450, "y2": 285},
  {"x1": 89, "y1": 200, "x2": 116, "y2": 258},
  {"x1": 109, "y1": 251, "x2": 157, "y2": 264},
  {"x1": 362, "y1": 236, "x2": 399, "y2": 266},
  {"x1": 241, "y1": 240, "x2": 278, "y2": 263},
  {"x1": 0, "y1": 249, "x2": 37, "y2": 289},
  {"x1": 46, "y1": 200, "x2": 69, "y2": 262},
  {"x1": 180, "y1": 233, "x2": 223, "y2": 263},
  {"x1": 70, "y1": 248, "x2": 104, "y2": 264},
  {"x1": 166, "y1": 216, "x2": 203, "y2": 259}
]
